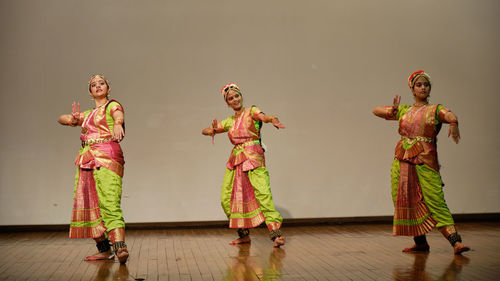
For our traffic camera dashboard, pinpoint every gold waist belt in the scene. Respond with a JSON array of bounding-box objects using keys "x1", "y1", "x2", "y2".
[
  {"x1": 82, "y1": 138, "x2": 113, "y2": 147},
  {"x1": 234, "y1": 140, "x2": 260, "y2": 150},
  {"x1": 401, "y1": 136, "x2": 433, "y2": 145}
]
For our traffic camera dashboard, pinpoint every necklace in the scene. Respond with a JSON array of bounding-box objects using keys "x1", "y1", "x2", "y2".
[
  {"x1": 234, "y1": 108, "x2": 245, "y2": 129},
  {"x1": 95, "y1": 101, "x2": 108, "y2": 109},
  {"x1": 229, "y1": 108, "x2": 246, "y2": 136},
  {"x1": 406, "y1": 104, "x2": 427, "y2": 122}
]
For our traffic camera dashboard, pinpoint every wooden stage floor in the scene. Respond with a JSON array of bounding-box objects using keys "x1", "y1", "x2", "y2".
[{"x1": 0, "y1": 222, "x2": 498, "y2": 280}]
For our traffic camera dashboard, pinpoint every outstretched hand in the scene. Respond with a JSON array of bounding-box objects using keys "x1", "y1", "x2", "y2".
[
  {"x1": 448, "y1": 125, "x2": 460, "y2": 144},
  {"x1": 272, "y1": 117, "x2": 285, "y2": 129}
]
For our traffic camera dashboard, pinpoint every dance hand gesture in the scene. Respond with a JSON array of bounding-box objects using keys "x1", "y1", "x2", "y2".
[
  {"x1": 390, "y1": 95, "x2": 401, "y2": 117},
  {"x1": 201, "y1": 119, "x2": 220, "y2": 139},
  {"x1": 272, "y1": 117, "x2": 285, "y2": 129},
  {"x1": 209, "y1": 119, "x2": 218, "y2": 144},
  {"x1": 70, "y1": 102, "x2": 81, "y2": 126},
  {"x1": 448, "y1": 125, "x2": 460, "y2": 144},
  {"x1": 211, "y1": 119, "x2": 218, "y2": 136}
]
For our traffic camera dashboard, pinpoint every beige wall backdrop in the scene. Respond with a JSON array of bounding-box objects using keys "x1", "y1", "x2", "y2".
[{"x1": 1, "y1": 0, "x2": 499, "y2": 225}]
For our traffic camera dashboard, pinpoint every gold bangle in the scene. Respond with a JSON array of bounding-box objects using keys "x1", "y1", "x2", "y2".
[
  {"x1": 114, "y1": 118, "x2": 124, "y2": 125},
  {"x1": 386, "y1": 108, "x2": 397, "y2": 119}
]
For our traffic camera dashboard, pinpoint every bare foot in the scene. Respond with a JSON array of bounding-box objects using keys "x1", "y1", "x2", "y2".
[
  {"x1": 402, "y1": 244, "x2": 430, "y2": 253},
  {"x1": 273, "y1": 236, "x2": 286, "y2": 248},
  {"x1": 116, "y1": 247, "x2": 129, "y2": 264},
  {"x1": 454, "y1": 242, "x2": 470, "y2": 255},
  {"x1": 85, "y1": 250, "x2": 114, "y2": 261},
  {"x1": 229, "y1": 235, "x2": 251, "y2": 245}
]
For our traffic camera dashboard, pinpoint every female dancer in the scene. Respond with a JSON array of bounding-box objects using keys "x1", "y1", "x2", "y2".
[
  {"x1": 202, "y1": 83, "x2": 286, "y2": 247},
  {"x1": 58, "y1": 75, "x2": 129, "y2": 263},
  {"x1": 373, "y1": 70, "x2": 470, "y2": 254}
]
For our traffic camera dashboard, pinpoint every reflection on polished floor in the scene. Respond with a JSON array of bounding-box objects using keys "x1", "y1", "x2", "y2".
[{"x1": 0, "y1": 222, "x2": 498, "y2": 280}]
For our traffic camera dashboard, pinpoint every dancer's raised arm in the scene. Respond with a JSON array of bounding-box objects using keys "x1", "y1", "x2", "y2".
[
  {"x1": 202, "y1": 118, "x2": 226, "y2": 136},
  {"x1": 373, "y1": 95, "x2": 400, "y2": 120},
  {"x1": 254, "y1": 112, "x2": 285, "y2": 129},
  {"x1": 58, "y1": 102, "x2": 84, "y2": 126}
]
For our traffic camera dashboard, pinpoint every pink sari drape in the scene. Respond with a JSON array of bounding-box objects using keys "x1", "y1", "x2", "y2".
[
  {"x1": 393, "y1": 161, "x2": 437, "y2": 236},
  {"x1": 69, "y1": 169, "x2": 107, "y2": 238},
  {"x1": 229, "y1": 165, "x2": 266, "y2": 228}
]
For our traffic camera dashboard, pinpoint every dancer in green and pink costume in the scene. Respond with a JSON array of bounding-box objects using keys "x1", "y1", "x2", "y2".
[
  {"x1": 58, "y1": 75, "x2": 129, "y2": 263},
  {"x1": 202, "y1": 83, "x2": 286, "y2": 247},
  {"x1": 373, "y1": 70, "x2": 470, "y2": 255}
]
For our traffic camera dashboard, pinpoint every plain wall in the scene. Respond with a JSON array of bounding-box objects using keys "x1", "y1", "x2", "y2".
[{"x1": 1, "y1": 0, "x2": 499, "y2": 225}]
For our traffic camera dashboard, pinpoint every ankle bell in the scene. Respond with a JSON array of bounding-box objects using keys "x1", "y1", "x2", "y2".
[
  {"x1": 96, "y1": 238, "x2": 111, "y2": 253},
  {"x1": 112, "y1": 241, "x2": 127, "y2": 253},
  {"x1": 237, "y1": 228, "x2": 250, "y2": 238},
  {"x1": 413, "y1": 235, "x2": 428, "y2": 245},
  {"x1": 269, "y1": 229, "x2": 283, "y2": 241},
  {"x1": 447, "y1": 233, "x2": 462, "y2": 247}
]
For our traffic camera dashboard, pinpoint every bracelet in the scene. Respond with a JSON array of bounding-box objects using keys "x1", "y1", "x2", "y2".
[
  {"x1": 386, "y1": 107, "x2": 397, "y2": 119},
  {"x1": 68, "y1": 119, "x2": 77, "y2": 127},
  {"x1": 449, "y1": 119, "x2": 458, "y2": 125},
  {"x1": 114, "y1": 118, "x2": 124, "y2": 125}
]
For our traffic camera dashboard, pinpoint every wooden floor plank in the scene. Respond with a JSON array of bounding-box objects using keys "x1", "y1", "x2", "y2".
[{"x1": 0, "y1": 222, "x2": 498, "y2": 280}]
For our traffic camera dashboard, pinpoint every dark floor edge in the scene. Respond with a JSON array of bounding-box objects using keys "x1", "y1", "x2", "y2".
[{"x1": 1, "y1": 213, "x2": 499, "y2": 232}]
